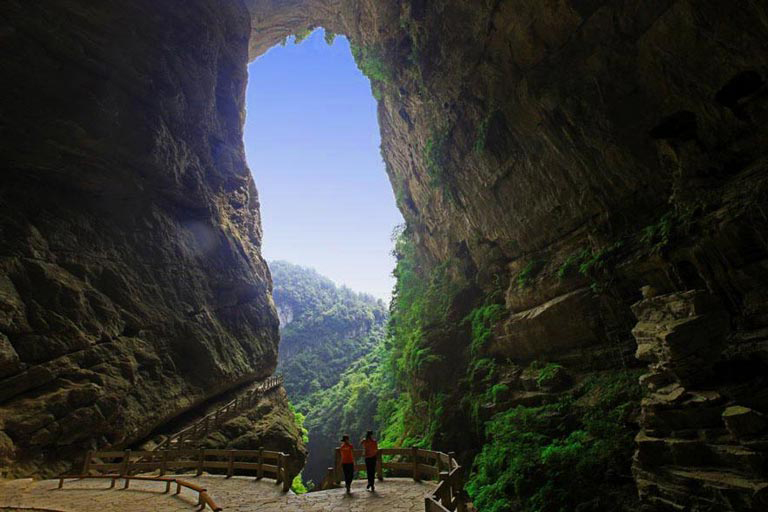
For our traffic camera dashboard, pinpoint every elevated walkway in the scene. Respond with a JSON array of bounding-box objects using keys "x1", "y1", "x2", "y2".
[{"x1": 0, "y1": 446, "x2": 471, "y2": 511}]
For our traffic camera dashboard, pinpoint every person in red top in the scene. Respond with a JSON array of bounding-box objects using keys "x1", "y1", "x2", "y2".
[
  {"x1": 361, "y1": 430, "x2": 379, "y2": 492},
  {"x1": 339, "y1": 434, "x2": 355, "y2": 494}
]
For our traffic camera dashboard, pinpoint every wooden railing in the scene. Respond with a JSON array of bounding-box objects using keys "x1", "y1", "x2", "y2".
[
  {"x1": 322, "y1": 447, "x2": 468, "y2": 511},
  {"x1": 58, "y1": 474, "x2": 222, "y2": 511},
  {"x1": 154, "y1": 375, "x2": 283, "y2": 451},
  {"x1": 81, "y1": 447, "x2": 295, "y2": 492}
]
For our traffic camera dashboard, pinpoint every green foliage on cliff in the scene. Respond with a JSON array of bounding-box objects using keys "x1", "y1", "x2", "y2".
[
  {"x1": 291, "y1": 474, "x2": 309, "y2": 494},
  {"x1": 374, "y1": 228, "x2": 461, "y2": 449},
  {"x1": 466, "y1": 370, "x2": 643, "y2": 512},
  {"x1": 301, "y1": 340, "x2": 392, "y2": 443},
  {"x1": 293, "y1": 28, "x2": 313, "y2": 44},
  {"x1": 289, "y1": 403, "x2": 309, "y2": 444},
  {"x1": 516, "y1": 259, "x2": 545, "y2": 289},
  {"x1": 350, "y1": 44, "x2": 391, "y2": 100},
  {"x1": 273, "y1": 260, "x2": 387, "y2": 398},
  {"x1": 466, "y1": 303, "x2": 504, "y2": 357},
  {"x1": 424, "y1": 129, "x2": 450, "y2": 189},
  {"x1": 534, "y1": 362, "x2": 565, "y2": 389}
]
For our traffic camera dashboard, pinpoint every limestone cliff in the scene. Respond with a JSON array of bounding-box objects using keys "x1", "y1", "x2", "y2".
[{"x1": 0, "y1": 0, "x2": 278, "y2": 477}]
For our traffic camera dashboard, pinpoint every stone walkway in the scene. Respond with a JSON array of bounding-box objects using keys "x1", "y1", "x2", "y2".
[{"x1": 0, "y1": 475, "x2": 431, "y2": 512}]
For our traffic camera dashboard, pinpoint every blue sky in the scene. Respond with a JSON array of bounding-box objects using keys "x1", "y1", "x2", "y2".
[{"x1": 244, "y1": 30, "x2": 403, "y2": 301}]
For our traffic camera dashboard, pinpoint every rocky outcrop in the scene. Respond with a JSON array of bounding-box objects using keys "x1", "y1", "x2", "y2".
[
  {"x1": 0, "y1": 0, "x2": 278, "y2": 477},
  {"x1": 632, "y1": 291, "x2": 768, "y2": 511},
  {"x1": 200, "y1": 387, "x2": 308, "y2": 478}
]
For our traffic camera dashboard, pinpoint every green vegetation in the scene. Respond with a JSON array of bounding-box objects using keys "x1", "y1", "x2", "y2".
[
  {"x1": 291, "y1": 473, "x2": 309, "y2": 494},
  {"x1": 374, "y1": 228, "x2": 465, "y2": 449},
  {"x1": 535, "y1": 362, "x2": 565, "y2": 389},
  {"x1": 350, "y1": 44, "x2": 392, "y2": 100},
  {"x1": 577, "y1": 241, "x2": 624, "y2": 277},
  {"x1": 517, "y1": 259, "x2": 545, "y2": 289},
  {"x1": 273, "y1": 260, "x2": 387, "y2": 398},
  {"x1": 293, "y1": 28, "x2": 313, "y2": 44},
  {"x1": 466, "y1": 370, "x2": 643, "y2": 512},
  {"x1": 640, "y1": 209, "x2": 698, "y2": 254},
  {"x1": 556, "y1": 242, "x2": 624, "y2": 294},
  {"x1": 323, "y1": 30, "x2": 336, "y2": 45},
  {"x1": 466, "y1": 303, "x2": 505, "y2": 357},
  {"x1": 289, "y1": 403, "x2": 309, "y2": 444},
  {"x1": 424, "y1": 129, "x2": 450, "y2": 189},
  {"x1": 272, "y1": 261, "x2": 389, "y2": 485}
]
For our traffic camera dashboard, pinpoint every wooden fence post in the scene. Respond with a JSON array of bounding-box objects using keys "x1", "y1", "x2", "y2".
[
  {"x1": 376, "y1": 453, "x2": 383, "y2": 481},
  {"x1": 256, "y1": 447, "x2": 264, "y2": 480},
  {"x1": 439, "y1": 471, "x2": 451, "y2": 508},
  {"x1": 82, "y1": 450, "x2": 93, "y2": 474},
  {"x1": 448, "y1": 452, "x2": 456, "y2": 471},
  {"x1": 226, "y1": 450, "x2": 235, "y2": 478},
  {"x1": 177, "y1": 432, "x2": 185, "y2": 450},
  {"x1": 276, "y1": 453, "x2": 283, "y2": 485},
  {"x1": 160, "y1": 449, "x2": 169, "y2": 476},
  {"x1": 334, "y1": 448, "x2": 342, "y2": 485},
  {"x1": 282, "y1": 460, "x2": 292, "y2": 493},
  {"x1": 120, "y1": 450, "x2": 131, "y2": 476},
  {"x1": 196, "y1": 448, "x2": 205, "y2": 476},
  {"x1": 411, "y1": 446, "x2": 420, "y2": 482}
]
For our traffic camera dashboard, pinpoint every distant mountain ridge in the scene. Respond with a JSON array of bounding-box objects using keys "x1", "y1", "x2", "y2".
[
  {"x1": 271, "y1": 260, "x2": 386, "y2": 398},
  {"x1": 270, "y1": 261, "x2": 388, "y2": 485}
]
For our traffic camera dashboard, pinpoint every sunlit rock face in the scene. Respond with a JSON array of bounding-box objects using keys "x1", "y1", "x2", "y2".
[{"x1": 0, "y1": 0, "x2": 278, "y2": 476}]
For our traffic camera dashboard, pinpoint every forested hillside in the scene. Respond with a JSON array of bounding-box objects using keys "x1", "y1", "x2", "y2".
[{"x1": 271, "y1": 261, "x2": 388, "y2": 485}]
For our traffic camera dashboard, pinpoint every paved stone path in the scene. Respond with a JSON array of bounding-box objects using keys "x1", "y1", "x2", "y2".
[{"x1": 0, "y1": 475, "x2": 430, "y2": 512}]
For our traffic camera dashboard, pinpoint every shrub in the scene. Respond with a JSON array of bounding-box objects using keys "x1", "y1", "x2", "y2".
[
  {"x1": 465, "y1": 303, "x2": 505, "y2": 357},
  {"x1": 350, "y1": 45, "x2": 391, "y2": 89},
  {"x1": 293, "y1": 28, "x2": 313, "y2": 44},
  {"x1": 466, "y1": 370, "x2": 643, "y2": 512}
]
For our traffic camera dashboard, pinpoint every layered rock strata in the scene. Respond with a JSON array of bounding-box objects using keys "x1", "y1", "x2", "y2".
[{"x1": 632, "y1": 291, "x2": 768, "y2": 511}]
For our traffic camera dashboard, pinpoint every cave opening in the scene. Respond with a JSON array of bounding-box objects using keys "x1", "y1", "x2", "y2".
[{"x1": 244, "y1": 28, "x2": 403, "y2": 488}]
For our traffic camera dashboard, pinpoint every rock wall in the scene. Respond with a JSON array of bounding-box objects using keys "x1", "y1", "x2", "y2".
[
  {"x1": 632, "y1": 291, "x2": 768, "y2": 511},
  {"x1": 0, "y1": 0, "x2": 279, "y2": 477},
  {"x1": 244, "y1": 0, "x2": 768, "y2": 508}
]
